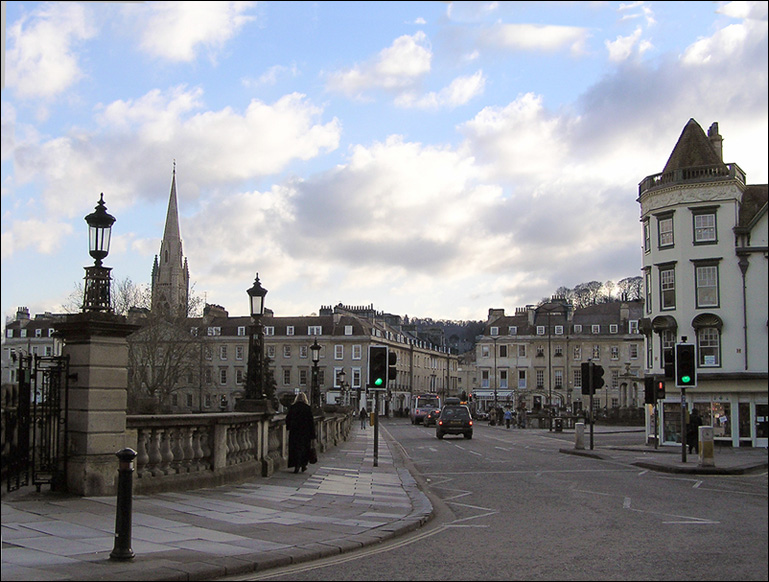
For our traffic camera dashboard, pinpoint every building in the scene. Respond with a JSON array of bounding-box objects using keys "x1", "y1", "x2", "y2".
[
  {"x1": 2, "y1": 308, "x2": 65, "y2": 386},
  {"x1": 638, "y1": 119, "x2": 767, "y2": 448},
  {"x1": 475, "y1": 298, "x2": 645, "y2": 415}
]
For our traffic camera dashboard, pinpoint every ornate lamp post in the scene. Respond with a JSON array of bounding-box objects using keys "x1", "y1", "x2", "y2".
[
  {"x1": 245, "y1": 273, "x2": 268, "y2": 401},
  {"x1": 336, "y1": 368, "x2": 347, "y2": 406},
  {"x1": 83, "y1": 194, "x2": 116, "y2": 312},
  {"x1": 310, "y1": 338, "x2": 321, "y2": 410}
]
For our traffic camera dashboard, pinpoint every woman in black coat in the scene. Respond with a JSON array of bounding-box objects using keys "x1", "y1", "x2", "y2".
[{"x1": 286, "y1": 392, "x2": 316, "y2": 473}]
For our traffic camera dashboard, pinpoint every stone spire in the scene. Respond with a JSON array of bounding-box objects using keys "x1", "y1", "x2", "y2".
[{"x1": 151, "y1": 162, "x2": 190, "y2": 317}]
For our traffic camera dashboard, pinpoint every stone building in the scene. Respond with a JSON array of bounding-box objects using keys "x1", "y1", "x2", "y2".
[{"x1": 638, "y1": 119, "x2": 767, "y2": 448}]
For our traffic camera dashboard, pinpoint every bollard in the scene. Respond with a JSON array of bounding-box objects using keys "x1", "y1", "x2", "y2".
[
  {"x1": 110, "y1": 448, "x2": 137, "y2": 561},
  {"x1": 698, "y1": 425, "x2": 715, "y2": 467},
  {"x1": 574, "y1": 422, "x2": 585, "y2": 450}
]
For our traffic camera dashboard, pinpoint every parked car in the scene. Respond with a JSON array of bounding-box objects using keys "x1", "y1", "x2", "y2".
[
  {"x1": 436, "y1": 404, "x2": 473, "y2": 439},
  {"x1": 424, "y1": 408, "x2": 441, "y2": 427}
]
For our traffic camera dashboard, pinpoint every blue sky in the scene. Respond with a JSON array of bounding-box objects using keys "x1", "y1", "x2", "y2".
[{"x1": 2, "y1": 1, "x2": 767, "y2": 324}]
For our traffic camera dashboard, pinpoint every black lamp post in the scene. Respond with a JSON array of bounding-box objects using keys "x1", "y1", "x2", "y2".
[
  {"x1": 310, "y1": 338, "x2": 321, "y2": 410},
  {"x1": 337, "y1": 368, "x2": 349, "y2": 407},
  {"x1": 83, "y1": 194, "x2": 116, "y2": 312},
  {"x1": 245, "y1": 273, "x2": 268, "y2": 401}
]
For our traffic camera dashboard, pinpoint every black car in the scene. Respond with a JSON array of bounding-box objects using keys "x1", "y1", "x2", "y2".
[
  {"x1": 436, "y1": 404, "x2": 473, "y2": 439},
  {"x1": 424, "y1": 408, "x2": 441, "y2": 427}
]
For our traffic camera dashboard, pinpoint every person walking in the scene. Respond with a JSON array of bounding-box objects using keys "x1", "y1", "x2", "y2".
[
  {"x1": 286, "y1": 392, "x2": 316, "y2": 473},
  {"x1": 504, "y1": 407, "x2": 513, "y2": 429},
  {"x1": 359, "y1": 407, "x2": 368, "y2": 429},
  {"x1": 687, "y1": 408, "x2": 703, "y2": 454}
]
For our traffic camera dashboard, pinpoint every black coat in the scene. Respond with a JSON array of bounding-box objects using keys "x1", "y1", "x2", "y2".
[{"x1": 286, "y1": 401, "x2": 316, "y2": 469}]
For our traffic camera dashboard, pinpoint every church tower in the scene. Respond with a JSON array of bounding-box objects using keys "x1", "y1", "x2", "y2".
[{"x1": 151, "y1": 163, "x2": 190, "y2": 317}]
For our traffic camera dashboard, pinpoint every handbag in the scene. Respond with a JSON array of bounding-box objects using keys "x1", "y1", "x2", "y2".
[{"x1": 308, "y1": 443, "x2": 318, "y2": 464}]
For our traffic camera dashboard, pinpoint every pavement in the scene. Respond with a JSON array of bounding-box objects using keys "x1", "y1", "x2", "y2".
[{"x1": 2, "y1": 422, "x2": 767, "y2": 582}]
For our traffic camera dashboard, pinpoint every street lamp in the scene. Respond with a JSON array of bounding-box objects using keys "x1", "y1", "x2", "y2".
[
  {"x1": 245, "y1": 273, "x2": 268, "y2": 400},
  {"x1": 336, "y1": 368, "x2": 348, "y2": 407},
  {"x1": 83, "y1": 194, "x2": 116, "y2": 312},
  {"x1": 310, "y1": 338, "x2": 321, "y2": 410}
]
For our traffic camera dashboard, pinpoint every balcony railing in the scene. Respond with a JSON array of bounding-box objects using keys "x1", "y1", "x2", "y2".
[{"x1": 638, "y1": 163, "x2": 745, "y2": 196}]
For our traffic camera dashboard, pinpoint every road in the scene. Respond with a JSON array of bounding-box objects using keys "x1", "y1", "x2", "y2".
[{"x1": 232, "y1": 417, "x2": 769, "y2": 581}]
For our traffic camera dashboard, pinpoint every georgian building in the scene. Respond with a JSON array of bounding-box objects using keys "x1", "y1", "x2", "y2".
[
  {"x1": 164, "y1": 302, "x2": 458, "y2": 415},
  {"x1": 638, "y1": 119, "x2": 767, "y2": 448},
  {"x1": 1, "y1": 308, "x2": 64, "y2": 385},
  {"x1": 475, "y1": 298, "x2": 645, "y2": 414}
]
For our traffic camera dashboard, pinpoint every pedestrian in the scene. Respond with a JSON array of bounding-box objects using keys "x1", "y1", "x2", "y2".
[
  {"x1": 286, "y1": 392, "x2": 316, "y2": 473},
  {"x1": 359, "y1": 406, "x2": 368, "y2": 429},
  {"x1": 687, "y1": 408, "x2": 703, "y2": 454},
  {"x1": 504, "y1": 407, "x2": 513, "y2": 429}
]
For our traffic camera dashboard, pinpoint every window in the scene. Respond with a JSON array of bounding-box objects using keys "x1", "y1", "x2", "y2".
[
  {"x1": 309, "y1": 325, "x2": 322, "y2": 335},
  {"x1": 517, "y1": 344, "x2": 526, "y2": 358},
  {"x1": 609, "y1": 324, "x2": 618, "y2": 334},
  {"x1": 593, "y1": 345, "x2": 600, "y2": 359},
  {"x1": 207, "y1": 327, "x2": 221, "y2": 336},
  {"x1": 554, "y1": 369, "x2": 563, "y2": 389},
  {"x1": 643, "y1": 219, "x2": 651, "y2": 253},
  {"x1": 283, "y1": 369, "x2": 291, "y2": 385},
  {"x1": 283, "y1": 345, "x2": 291, "y2": 358},
  {"x1": 299, "y1": 369, "x2": 308, "y2": 387},
  {"x1": 499, "y1": 344, "x2": 508, "y2": 358},
  {"x1": 352, "y1": 345, "x2": 362, "y2": 359},
  {"x1": 205, "y1": 368, "x2": 213, "y2": 384},
  {"x1": 205, "y1": 346, "x2": 213, "y2": 360},
  {"x1": 335, "y1": 345, "x2": 344, "y2": 359},
  {"x1": 236, "y1": 368, "x2": 245, "y2": 384},
  {"x1": 508, "y1": 326, "x2": 518, "y2": 335},
  {"x1": 490, "y1": 326, "x2": 499, "y2": 336},
  {"x1": 266, "y1": 345, "x2": 276, "y2": 359},
  {"x1": 20, "y1": 329, "x2": 27, "y2": 338},
  {"x1": 574, "y1": 324, "x2": 582, "y2": 333},
  {"x1": 537, "y1": 326, "x2": 545, "y2": 335},
  {"x1": 555, "y1": 325, "x2": 564, "y2": 335},
  {"x1": 500, "y1": 370, "x2": 508, "y2": 389},
  {"x1": 205, "y1": 394, "x2": 212, "y2": 408},
  {"x1": 692, "y1": 209, "x2": 717, "y2": 244},
  {"x1": 481, "y1": 345, "x2": 490, "y2": 358},
  {"x1": 35, "y1": 329, "x2": 42, "y2": 337},
  {"x1": 574, "y1": 368, "x2": 582, "y2": 388},
  {"x1": 592, "y1": 325, "x2": 600, "y2": 334},
  {"x1": 481, "y1": 370, "x2": 490, "y2": 388},
  {"x1": 344, "y1": 325, "x2": 352, "y2": 335},
  {"x1": 287, "y1": 326, "x2": 294, "y2": 336},
  {"x1": 536, "y1": 345, "x2": 544, "y2": 357},
  {"x1": 554, "y1": 345, "x2": 563, "y2": 357},
  {"x1": 352, "y1": 368, "x2": 362, "y2": 388},
  {"x1": 658, "y1": 214, "x2": 674, "y2": 248},
  {"x1": 644, "y1": 269, "x2": 652, "y2": 314},
  {"x1": 190, "y1": 327, "x2": 199, "y2": 336},
  {"x1": 518, "y1": 370, "x2": 526, "y2": 389},
  {"x1": 536, "y1": 370, "x2": 544, "y2": 388},
  {"x1": 219, "y1": 345, "x2": 227, "y2": 360},
  {"x1": 698, "y1": 328, "x2": 720, "y2": 367},
  {"x1": 219, "y1": 368, "x2": 227, "y2": 385},
  {"x1": 264, "y1": 326, "x2": 275, "y2": 336},
  {"x1": 573, "y1": 345, "x2": 581, "y2": 360},
  {"x1": 660, "y1": 266, "x2": 676, "y2": 310},
  {"x1": 630, "y1": 344, "x2": 639, "y2": 359},
  {"x1": 610, "y1": 346, "x2": 619, "y2": 360},
  {"x1": 186, "y1": 394, "x2": 193, "y2": 407},
  {"x1": 237, "y1": 326, "x2": 246, "y2": 336},
  {"x1": 629, "y1": 320, "x2": 639, "y2": 334},
  {"x1": 299, "y1": 345, "x2": 308, "y2": 358},
  {"x1": 695, "y1": 263, "x2": 719, "y2": 307}
]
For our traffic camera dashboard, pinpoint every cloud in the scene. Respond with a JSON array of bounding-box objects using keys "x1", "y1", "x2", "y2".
[
  {"x1": 4, "y1": 2, "x2": 96, "y2": 99},
  {"x1": 605, "y1": 27, "x2": 653, "y2": 62},
  {"x1": 132, "y1": 1, "x2": 256, "y2": 63},
  {"x1": 1, "y1": 219, "x2": 74, "y2": 259},
  {"x1": 394, "y1": 70, "x2": 486, "y2": 109},
  {"x1": 325, "y1": 31, "x2": 432, "y2": 98},
  {"x1": 485, "y1": 23, "x2": 590, "y2": 56}
]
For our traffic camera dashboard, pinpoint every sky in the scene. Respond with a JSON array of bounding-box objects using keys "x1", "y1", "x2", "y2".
[{"x1": 1, "y1": 1, "x2": 767, "y2": 325}]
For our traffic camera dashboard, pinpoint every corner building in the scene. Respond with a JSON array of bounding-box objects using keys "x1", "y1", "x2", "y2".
[{"x1": 638, "y1": 119, "x2": 767, "y2": 447}]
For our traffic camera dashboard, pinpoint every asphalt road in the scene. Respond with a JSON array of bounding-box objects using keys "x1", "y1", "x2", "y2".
[{"x1": 235, "y1": 418, "x2": 769, "y2": 581}]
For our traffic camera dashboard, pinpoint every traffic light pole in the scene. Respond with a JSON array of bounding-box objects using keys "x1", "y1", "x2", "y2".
[
  {"x1": 588, "y1": 363, "x2": 594, "y2": 450},
  {"x1": 681, "y1": 387, "x2": 687, "y2": 463}
]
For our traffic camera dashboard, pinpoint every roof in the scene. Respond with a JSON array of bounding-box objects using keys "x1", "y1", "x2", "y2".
[
  {"x1": 738, "y1": 184, "x2": 768, "y2": 230},
  {"x1": 662, "y1": 118, "x2": 724, "y2": 173}
]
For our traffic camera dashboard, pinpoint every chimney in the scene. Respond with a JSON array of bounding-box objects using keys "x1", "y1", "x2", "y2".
[
  {"x1": 16, "y1": 306, "x2": 30, "y2": 321},
  {"x1": 708, "y1": 122, "x2": 723, "y2": 161}
]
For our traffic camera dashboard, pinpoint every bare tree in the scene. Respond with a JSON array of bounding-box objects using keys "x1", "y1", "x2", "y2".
[{"x1": 617, "y1": 276, "x2": 643, "y2": 301}]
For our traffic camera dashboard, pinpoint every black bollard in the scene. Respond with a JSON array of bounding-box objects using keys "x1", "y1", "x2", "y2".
[{"x1": 110, "y1": 448, "x2": 137, "y2": 561}]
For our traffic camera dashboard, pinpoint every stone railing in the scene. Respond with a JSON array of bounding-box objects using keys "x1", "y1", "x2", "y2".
[
  {"x1": 125, "y1": 410, "x2": 352, "y2": 495},
  {"x1": 638, "y1": 162, "x2": 745, "y2": 196}
]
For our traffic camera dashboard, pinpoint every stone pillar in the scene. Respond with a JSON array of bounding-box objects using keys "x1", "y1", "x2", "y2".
[
  {"x1": 699, "y1": 425, "x2": 715, "y2": 467},
  {"x1": 574, "y1": 422, "x2": 585, "y2": 450},
  {"x1": 55, "y1": 312, "x2": 139, "y2": 496}
]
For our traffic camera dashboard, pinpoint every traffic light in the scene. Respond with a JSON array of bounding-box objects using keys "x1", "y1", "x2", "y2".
[
  {"x1": 581, "y1": 362, "x2": 592, "y2": 395},
  {"x1": 368, "y1": 346, "x2": 388, "y2": 388},
  {"x1": 388, "y1": 350, "x2": 397, "y2": 381},
  {"x1": 592, "y1": 365, "x2": 605, "y2": 391},
  {"x1": 644, "y1": 377, "x2": 655, "y2": 405},
  {"x1": 675, "y1": 343, "x2": 696, "y2": 388},
  {"x1": 655, "y1": 379, "x2": 666, "y2": 400}
]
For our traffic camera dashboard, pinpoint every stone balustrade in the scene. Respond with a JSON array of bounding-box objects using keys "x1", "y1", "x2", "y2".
[{"x1": 126, "y1": 410, "x2": 352, "y2": 495}]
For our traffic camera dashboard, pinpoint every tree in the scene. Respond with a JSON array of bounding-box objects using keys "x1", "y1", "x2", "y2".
[{"x1": 617, "y1": 276, "x2": 643, "y2": 301}]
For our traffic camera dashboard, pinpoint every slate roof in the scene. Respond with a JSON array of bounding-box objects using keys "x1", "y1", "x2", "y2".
[{"x1": 662, "y1": 118, "x2": 724, "y2": 172}]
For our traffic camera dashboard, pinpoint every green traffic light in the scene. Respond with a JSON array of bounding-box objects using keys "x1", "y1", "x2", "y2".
[
  {"x1": 375, "y1": 378, "x2": 383, "y2": 386},
  {"x1": 681, "y1": 375, "x2": 691, "y2": 383}
]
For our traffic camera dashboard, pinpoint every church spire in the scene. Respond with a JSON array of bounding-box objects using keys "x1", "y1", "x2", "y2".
[{"x1": 151, "y1": 161, "x2": 190, "y2": 318}]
